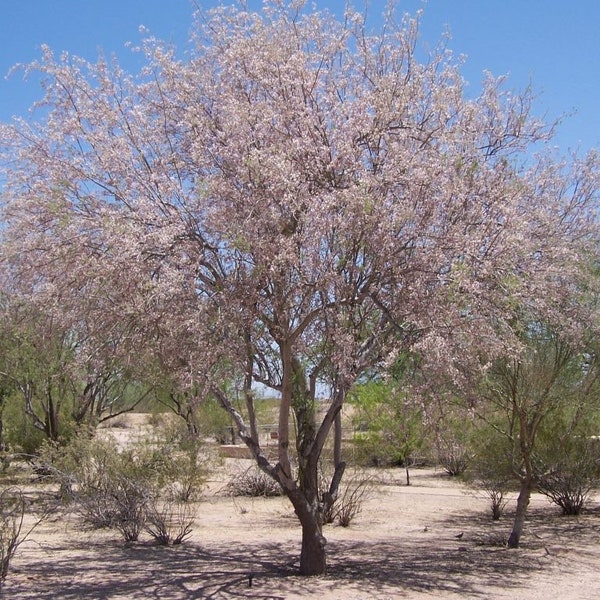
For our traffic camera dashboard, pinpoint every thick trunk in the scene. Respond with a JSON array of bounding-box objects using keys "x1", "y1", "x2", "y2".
[
  {"x1": 290, "y1": 490, "x2": 327, "y2": 576},
  {"x1": 507, "y1": 476, "x2": 532, "y2": 548},
  {"x1": 300, "y1": 517, "x2": 327, "y2": 575}
]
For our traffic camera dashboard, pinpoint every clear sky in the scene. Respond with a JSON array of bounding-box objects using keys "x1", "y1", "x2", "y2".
[{"x1": 1, "y1": 0, "x2": 599, "y2": 154}]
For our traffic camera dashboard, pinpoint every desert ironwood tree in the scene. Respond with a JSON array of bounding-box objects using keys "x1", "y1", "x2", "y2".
[{"x1": 1, "y1": 2, "x2": 598, "y2": 574}]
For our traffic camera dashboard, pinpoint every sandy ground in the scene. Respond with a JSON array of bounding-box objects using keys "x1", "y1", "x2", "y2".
[{"x1": 2, "y1": 424, "x2": 600, "y2": 599}]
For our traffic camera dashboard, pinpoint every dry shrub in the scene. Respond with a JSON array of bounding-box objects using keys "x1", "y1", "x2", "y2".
[
  {"x1": 0, "y1": 488, "x2": 45, "y2": 588},
  {"x1": 37, "y1": 430, "x2": 206, "y2": 543},
  {"x1": 322, "y1": 470, "x2": 374, "y2": 527},
  {"x1": 0, "y1": 489, "x2": 25, "y2": 586},
  {"x1": 469, "y1": 476, "x2": 511, "y2": 521},
  {"x1": 145, "y1": 501, "x2": 196, "y2": 545},
  {"x1": 486, "y1": 486, "x2": 509, "y2": 521},
  {"x1": 224, "y1": 466, "x2": 283, "y2": 497},
  {"x1": 437, "y1": 442, "x2": 470, "y2": 476},
  {"x1": 537, "y1": 441, "x2": 600, "y2": 516}
]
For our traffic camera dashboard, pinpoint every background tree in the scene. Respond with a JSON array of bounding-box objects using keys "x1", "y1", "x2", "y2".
[
  {"x1": 1, "y1": 1, "x2": 598, "y2": 574},
  {"x1": 350, "y1": 381, "x2": 426, "y2": 483},
  {"x1": 476, "y1": 326, "x2": 600, "y2": 547},
  {"x1": 0, "y1": 289, "x2": 153, "y2": 452}
]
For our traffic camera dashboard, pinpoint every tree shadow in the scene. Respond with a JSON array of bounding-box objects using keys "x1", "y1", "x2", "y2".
[
  {"x1": 6, "y1": 538, "x2": 296, "y2": 600},
  {"x1": 439, "y1": 502, "x2": 600, "y2": 550},
  {"x1": 4, "y1": 521, "x2": 557, "y2": 600},
  {"x1": 7, "y1": 492, "x2": 598, "y2": 599}
]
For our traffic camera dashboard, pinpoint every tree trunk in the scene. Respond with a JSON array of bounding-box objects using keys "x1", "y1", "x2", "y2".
[
  {"x1": 289, "y1": 490, "x2": 327, "y2": 575},
  {"x1": 507, "y1": 476, "x2": 532, "y2": 548},
  {"x1": 333, "y1": 411, "x2": 342, "y2": 468},
  {"x1": 45, "y1": 383, "x2": 60, "y2": 441},
  {"x1": 0, "y1": 404, "x2": 5, "y2": 452},
  {"x1": 300, "y1": 517, "x2": 327, "y2": 575}
]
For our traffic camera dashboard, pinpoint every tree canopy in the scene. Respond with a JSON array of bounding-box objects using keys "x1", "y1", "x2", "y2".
[{"x1": 1, "y1": 1, "x2": 598, "y2": 575}]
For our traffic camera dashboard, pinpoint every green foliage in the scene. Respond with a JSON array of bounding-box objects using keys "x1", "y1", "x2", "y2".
[
  {"x1": 350, "y1": 382, "x2": 426, "y2": 468},
  {"x1": 152, "y1": 381, "x2": 236, "y2": 443},
  {"x1": 2, "y1": 392, "x2": 54, "y2": 456},
  {"x1": 196, "y1": 397, "x2": 235, "y2": 443},
  {"x1": 467, "y1": 422, "x2": 516, "y2": 519},
  {"x1": 431, "y1": 407, "x2": 475, "y2": 476},
  {"x1": 252, "y1": 396, "x2": 281, "y2": 423},
  {"x1": 37, "y1": 426, "x2": 208, "y2": 542},
  {"x1": 149, "y1": 417, "x2": 213, "y2": 502},
  {"x1": 535, "y1": 409, "x2": 600, "y2": 515},
  {"x1": 466, "y1": 333, "x2": 600, "y2": 521}
]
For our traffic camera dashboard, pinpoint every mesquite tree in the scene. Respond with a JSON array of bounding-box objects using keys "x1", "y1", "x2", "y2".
[{"x1": 1, "y1": 2, "x2": 598, "y2": 574}]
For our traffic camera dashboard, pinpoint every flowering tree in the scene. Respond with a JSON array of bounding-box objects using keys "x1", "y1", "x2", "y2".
[{"x1": 1, "y1": 2, "x2": 598, "y2": 575}]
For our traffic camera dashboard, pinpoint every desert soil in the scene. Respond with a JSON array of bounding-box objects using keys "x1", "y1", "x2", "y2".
[{"x1": 2, "y1": 418, "x2": 600, "y2": 599}]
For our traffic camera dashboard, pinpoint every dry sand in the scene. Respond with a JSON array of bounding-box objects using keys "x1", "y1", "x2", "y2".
[{"x1": 3, "y1": 424, "x2": 600, "y2": 599}]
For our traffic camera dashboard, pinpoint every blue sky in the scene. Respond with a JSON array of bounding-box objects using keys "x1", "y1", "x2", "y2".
[{"x1": 1, "y1": 0, "x2": 599, "y2": 154}]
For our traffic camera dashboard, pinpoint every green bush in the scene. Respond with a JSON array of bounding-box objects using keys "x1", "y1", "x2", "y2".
[
  {"x1": 2, "y1": 387, "x2": 79, "y2": 456},
  {"x1": 466, "y1": 422, "x2": 515, "y2": 519},
  {"x1": 349, "y1": 382, "x2": 426, "y2": 470},
  {"x1": 536, "y1": 436, "x2": 600, "y2": 515},
  {"x1": 37, "y1": 428, "x2": 208, "y2": 542}
]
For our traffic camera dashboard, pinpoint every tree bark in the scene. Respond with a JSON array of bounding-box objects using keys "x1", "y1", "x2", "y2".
[
  {"x1": 300, "y1": 518, "x2": 327, "y2": 576},
  {"x1": 0, "y1": 400, "x2": 5, "y2": 452},
  {"x1": 333, "y1": 411, "x2": 342, "y2": 468},
  {"x1": 507, "y1": 476, "x2": 532, "y2": 548},
  {"x1": 289, "y1": 490, "x2": 327, "y2": 575}
]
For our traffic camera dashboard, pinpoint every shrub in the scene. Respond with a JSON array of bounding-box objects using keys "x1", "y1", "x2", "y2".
[
  {"x1": 48, "y1": 436, "x2": 153, "y2": 540},
  {"x1": 0, "y1": 488, "x2": 45, "y2": 589},
  {"x1": 535, "y1": 424, "x2": 600, "y2": 516},
  {"x1": 224, "y1": 466, "x2": 283, "y2": 497},
  {"x1": 479, "y1": 478, "x2": 510, "y2": 521},
  {"x1": 104, "y1": 475, "x2": 150, "y2": 542},
  {"x1": 145, "y1": 501, "x2": 196, "y2": 545},
  {"x1": 0, "y1": 488, "x2": 25, "y2": 586},
  {"x1": 37, "y1": 428, "x2": 208, "y2": 542},
  {"x1": 333, "y1": 476, "x2": 373, "y2": 527},
  {"x1": 537, "y1": 468, "x2": 592, "y2": 515},
  {"x1": 466, "y1": 423, "x2": 515, "y2": 520},
  {"x1": 437, "y1": 440, "x2": 470, "y2": 476},
  {"x1": 148, "y1": 422, "x2": 211, "y2": 503},
  {"x1": 537, "y1": 442, "x2": 600, "y2": 516},
  {"x1": 321, "y1": 469, "x2": 374, "y2": 527}
]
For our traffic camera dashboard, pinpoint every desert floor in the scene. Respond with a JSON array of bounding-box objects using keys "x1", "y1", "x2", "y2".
[{"x1": 3, "y1": 419, "x2": 600, "y2": 599}]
